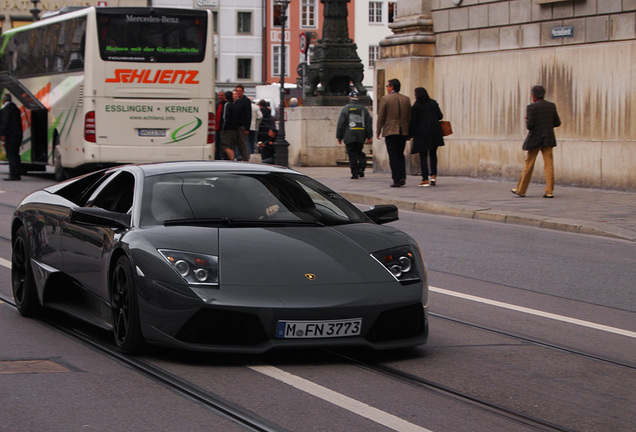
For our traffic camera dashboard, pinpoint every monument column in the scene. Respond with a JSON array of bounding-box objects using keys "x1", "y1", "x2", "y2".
[{"x1": 373, "y1": 0, "x2": 436, "y2": 174}]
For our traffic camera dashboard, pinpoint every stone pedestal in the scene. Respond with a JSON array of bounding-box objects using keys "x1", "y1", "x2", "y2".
[
  {"x1": 304, "y1": 0, "x2": 367, "y2": 102},
  {"x1": 285, "y1": 106, "x2": 346, "y2": 166}
]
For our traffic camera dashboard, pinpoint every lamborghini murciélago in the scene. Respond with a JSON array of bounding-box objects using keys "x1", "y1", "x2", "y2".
[{"x1": 11, "y1": 161, "x2": 428, "y2": 354}]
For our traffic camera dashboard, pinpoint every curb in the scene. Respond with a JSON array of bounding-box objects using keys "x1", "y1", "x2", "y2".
[{"x1": 339, "y1": 192, "x2": 636, "y2": 242}]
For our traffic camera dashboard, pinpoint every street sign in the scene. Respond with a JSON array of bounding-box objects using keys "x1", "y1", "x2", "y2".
[
  {"x1": 299, "y1": 32, "x2": 313, "y2": 54},
  {"x1": 299, "y1": 33, "x2": 308, "y2": 54}
]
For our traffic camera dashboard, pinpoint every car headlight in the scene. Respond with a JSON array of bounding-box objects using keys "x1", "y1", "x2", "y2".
[
  {"x1": 372, "y1": 246, "x2": 421, "y2": 283},
  {"x1": 158, "y1": 249, "x2": 219, "y2": 286}
]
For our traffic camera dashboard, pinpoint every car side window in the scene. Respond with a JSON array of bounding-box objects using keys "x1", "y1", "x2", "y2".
[
  {"x1": 55, "y1": 170, "x2": 114, "y2": 205},
  {"x1": 85, "y1": 172, "x2": 135, "y2": 213}
]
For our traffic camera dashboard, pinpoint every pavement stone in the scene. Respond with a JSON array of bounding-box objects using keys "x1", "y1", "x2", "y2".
[{"x1": 297, "y1": 166, "x2": 636, "y2": 242}]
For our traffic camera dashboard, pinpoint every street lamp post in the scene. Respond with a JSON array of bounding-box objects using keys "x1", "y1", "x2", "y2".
[
  {"x1": 30, "y1": 0, "x2": 41, "y2": 20},
  {"x1": 274, "y1": 0, "x2": 291, "y2": 167}
]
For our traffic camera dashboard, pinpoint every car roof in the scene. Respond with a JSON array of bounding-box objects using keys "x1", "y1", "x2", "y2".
[{"x1": 133, "y1": 161, "x2": 301, "y2": 177}]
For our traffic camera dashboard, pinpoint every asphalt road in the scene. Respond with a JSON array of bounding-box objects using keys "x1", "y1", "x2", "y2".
[{"x1": 1, "y1": 170, "x2": 635, "y2": 432}]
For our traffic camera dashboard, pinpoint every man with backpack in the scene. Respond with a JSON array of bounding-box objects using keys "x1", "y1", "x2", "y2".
[{"x1": 336, "y1": 91, "x2": 372, "y2": 179}]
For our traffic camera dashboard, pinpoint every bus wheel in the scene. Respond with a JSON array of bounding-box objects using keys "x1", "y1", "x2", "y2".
[{"x1": 53, "y1": 146, "x2": 69, "y2": 182}]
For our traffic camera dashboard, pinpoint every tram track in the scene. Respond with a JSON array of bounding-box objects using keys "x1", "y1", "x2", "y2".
[
  {"x1": 0, "y1": 293, "x2": 290, "y2": 432},
  {"x1": 2, "y1": 284, "x2": 635, "y2": 432},
  {"x1": 430, "y1": 312, "x2": 636, "y2": 370},
  {"x1": 322, "y1": 309, "x2": 636, "y2": 432}
]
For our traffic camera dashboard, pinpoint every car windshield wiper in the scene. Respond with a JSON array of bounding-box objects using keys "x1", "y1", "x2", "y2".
[{"x1": 163, "y1": 218, "x2": 325, "y2": 227}]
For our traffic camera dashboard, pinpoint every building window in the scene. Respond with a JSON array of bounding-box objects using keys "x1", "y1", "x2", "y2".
[
  {"x1": 237, "y1": 12, "x2": 252, "y2": 34},
  {"x1": 369, "y1": 2, "x2": 382, "y2": 24},
  {"x1": 388, "y1": 2, "x2": 397, "y2": 23},
  {"x1": 212, "y1": 12, "x2": 218, "y2": 34},
  {"x1": 301, "y1": 0, "x2": 317, "y2": 28},
  {"x1": 272, "y1": 45, "x2": 290, "y2": 77},
  {"x1": 369, "y1": 45, "x2": 379, "y2": 69},
  {"x1": 237, "y1": 58, "x2": 252, "y2": 80}
]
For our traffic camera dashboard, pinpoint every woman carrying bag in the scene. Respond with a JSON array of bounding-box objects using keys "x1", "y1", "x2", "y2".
[{"x1": 409, "y1": 87, "x2": 445, "y2": 187}]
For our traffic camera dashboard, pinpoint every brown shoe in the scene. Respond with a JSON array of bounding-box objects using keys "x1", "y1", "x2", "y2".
[{"x1": 418, "y1": 180, "x2": 430, "y2": 188}]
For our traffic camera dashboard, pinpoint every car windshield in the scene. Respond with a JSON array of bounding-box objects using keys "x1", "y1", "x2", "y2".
[{"x1": 140, "y1": 171, "x2": 369, "y2": 227}]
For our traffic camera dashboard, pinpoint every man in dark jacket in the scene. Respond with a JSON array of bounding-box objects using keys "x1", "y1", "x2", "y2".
[
  {"x1": 512, "y1": 85, "x2": 561, "y2": 198},
  {"x1": 337, "y1": 91, "x2": 372, "y2": 179},
  {"x1": 0, "y1": 94, "x2": 23, "y2": 181},
  {"x1": 234, "y1": 85, "x2": 251, "y2": 161}
]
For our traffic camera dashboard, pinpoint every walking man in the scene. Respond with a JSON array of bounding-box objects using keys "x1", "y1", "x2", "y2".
[
  {"x1": 336, "y1": 91, "x2": 372, "y2": 179},
  {"x1": 234, "y1": 85, "x2": 251, "y2": 161},
  {"x1": 0, "y1": 94, "x2": 23, "y2": 181},
  {"x1": 512, "y1": 85, "x2": 561, "y2": 198},
  {"x1": 377, "y1": 78, "x2": 411, "y2": 187}
]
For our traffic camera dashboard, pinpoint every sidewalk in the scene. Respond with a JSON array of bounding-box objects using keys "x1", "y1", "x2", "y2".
[{"x1": 297, "y1": 166, "x2": 636, "y2": 242}]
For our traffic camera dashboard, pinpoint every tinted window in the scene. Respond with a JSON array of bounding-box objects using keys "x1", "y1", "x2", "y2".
[
  {"x1": 97, "y1": 9, "x2": 207, "y2": 63},
  {"x1": 53, "y1": 170, "x2": 114, "y2": 205},
  {"x1": 140, "y1": 172, "x2": 366, "y2": 227},
  {"x1": 1, "y1": 16, "x2": 86, "y2": 78}
]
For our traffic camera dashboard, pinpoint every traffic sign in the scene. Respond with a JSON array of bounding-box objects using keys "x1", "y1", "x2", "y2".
[{"x1": 299, "y1": 33, "x2": 308, "y2": 54}]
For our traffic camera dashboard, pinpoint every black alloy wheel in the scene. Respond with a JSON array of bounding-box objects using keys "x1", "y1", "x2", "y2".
[
  {"x1": 11, "y1": 226, "x2": 41, "y2": 316},
  {"x1": 111, "y1": 255, "x2": 144, "y2": 354}
]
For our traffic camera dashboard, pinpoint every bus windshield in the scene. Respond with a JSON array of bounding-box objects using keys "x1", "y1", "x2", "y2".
[{"x1": 96, "y1": 9, "x2": 207, "y2": 63}]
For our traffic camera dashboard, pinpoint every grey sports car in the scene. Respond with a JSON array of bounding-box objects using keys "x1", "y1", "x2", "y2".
[{"x1": 11, "y1": 161, "x2": 428, "y2": 354}]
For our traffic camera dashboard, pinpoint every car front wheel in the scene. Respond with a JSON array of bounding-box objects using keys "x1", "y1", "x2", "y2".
[{"x1": 111, "y1": 255, "x2": 144, "y2": 354}]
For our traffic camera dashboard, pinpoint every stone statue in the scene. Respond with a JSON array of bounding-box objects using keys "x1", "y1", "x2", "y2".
[{"x1": 304, "y1": 0, "x2": 367, "y2": 104}]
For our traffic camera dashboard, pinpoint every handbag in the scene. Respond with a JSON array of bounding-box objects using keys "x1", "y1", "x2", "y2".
[{"x1": 440, "y1": 120, "x2": 453, "y2": 137}]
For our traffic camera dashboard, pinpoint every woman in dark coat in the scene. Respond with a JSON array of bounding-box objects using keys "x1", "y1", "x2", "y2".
[{"x1": 409, "y1": 87, "x2": 444, "y2": 187}]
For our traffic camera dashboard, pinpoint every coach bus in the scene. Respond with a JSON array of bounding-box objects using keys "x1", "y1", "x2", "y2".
[{"x1": 0, "y1": 6, "x2": 215, "y2": 180}]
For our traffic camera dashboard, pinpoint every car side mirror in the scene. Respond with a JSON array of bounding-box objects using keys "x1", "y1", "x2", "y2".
[
  {"x1": 364, "y1": 204, "x2": 399, "y2": 225},
  {"x1": 70, "y1": 207, "x2": 131, "y2": 229}
]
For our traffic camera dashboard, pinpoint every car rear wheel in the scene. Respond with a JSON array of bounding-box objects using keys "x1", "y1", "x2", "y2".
[
  {"x1": 12, "y1": 226, "x2": 41, "y2": 316},
  {"x1": 111, "y1": 256, "x2": 144, "y2": 354}
]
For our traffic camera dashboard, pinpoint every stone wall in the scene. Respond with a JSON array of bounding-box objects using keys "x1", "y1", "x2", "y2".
[
  {"x1": 433, "y1": 0, "x2": 636, "y2": 55},
  {"x1": 368, "y1": 0, "x2": 636, "y2": 191}
]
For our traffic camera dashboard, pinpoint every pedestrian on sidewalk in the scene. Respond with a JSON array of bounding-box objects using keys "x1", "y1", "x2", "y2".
[
  {"x1": 247, "y1": 97, "x2": 263, "y2": 157},
  {"x1": 257, "y1": 99, "x2": 274, "y2": 143},
  {"x1": 377, "y1": 78, "x2": 411, "y2": 188},
  {"x1": 0, "y1": 94, "x2": 23, "y2": 181},
  {"x1": 219, "y1": 90, "x2": 237, "y2": 161},
  {"x1": 512, "y1": 85, "x2": 561, "y2": 198},
  {"x1": 409, "y1": 87, "x2": 444, "y2": 187},
  {"x1": 336, "y1": 91, "x2": 372, "y2": 179},
  {"x1": 234, "y1": 84, "x2": 251, "y2": 161},
  {"x1": 214, "y1": 90, "x2": 227, "y2": 160}
]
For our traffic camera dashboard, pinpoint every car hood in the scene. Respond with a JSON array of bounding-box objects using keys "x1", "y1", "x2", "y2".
[
  {"x1": 135, "y1": 224, "x2": 416, "y2": 287},
  {"x1": 218, "y1": 225, "x2": 403, "y2": 286}
]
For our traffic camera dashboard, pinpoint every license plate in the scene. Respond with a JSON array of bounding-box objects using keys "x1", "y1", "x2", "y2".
[
  {"x1": 138, "y1": 128, "x2": 167, "y2": 137},
  {"x1": 276, "y1": 318, "x2": 362, "y2": 339}
]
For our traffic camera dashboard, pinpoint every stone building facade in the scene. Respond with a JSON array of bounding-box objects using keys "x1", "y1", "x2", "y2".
[{"x1": 373, "y1": 0, "x2": 636, "y2": 190}]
